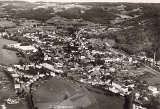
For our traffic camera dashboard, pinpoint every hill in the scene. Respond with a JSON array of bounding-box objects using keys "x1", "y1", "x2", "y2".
[
  {"x1": 32, "y1": 77, "x2": 97, "y2": 109},
  {"x1": 56, "y1": 7, "x2": 82, "y2": 19},
  {"x1": 112, "y1": 18, "x2": 160, "y2": 60},
  {"x1": 56, "y1": 7, "x2": 118, "y2": 25},
  {"x1": 0, "y1": 0, "x2": 29, "y2": 3},
  {"x1": 82, "y1": 7, "x2": 118, "y2": 24}
]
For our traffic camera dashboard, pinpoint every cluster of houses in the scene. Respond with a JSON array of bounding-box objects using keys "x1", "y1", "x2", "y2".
[
  {"x1": 7, "y1": 43, "x2": 37, "y2": 54},
  {"x1": 4, "y1": 63, "x2": 57, "y2": 94},
  {"x1": 1, "y1": 17, "x2": 160, "y2": 109},
  {"x1": 0, "y1": 70, "x2": 11, "y2": 92}
]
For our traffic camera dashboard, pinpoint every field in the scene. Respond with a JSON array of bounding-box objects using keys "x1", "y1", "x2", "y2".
[
  {"x1": 143, "y1": 74, "x2": 160, "y2": 84},
  {"x1": 92, "y1": 92, "x2": 124, "y2": 109},
  {"x1": 32, "y1": 77, "x2": 96, "y2": 109},
  {"x1": 0, "y1": 39, "x2": 29, "y2": 65},
  {"x1": 0, "y1": 20, "x2": 15, "y2": 28},
  {"x1": 5, "y1": 28, "x2": 20, "y2": 33},
  {"x1": 32, "y1": 77, "x2": 82, "y2": 103},
  {"x1": 136, "y1": 64, "x2": 160, "y2": 84},
  {"x1": 6, "y1": 20, "x2": 39, "y2": 33},
  {"x1": 85, "y1": 85, "x2": 124, "y2": 109},
  {"x1": 32, "y1": 76, "x2": 126, "y2": 109},
  {"x1": 35, "y1": 26, "x2": 56, "y2": 31}
]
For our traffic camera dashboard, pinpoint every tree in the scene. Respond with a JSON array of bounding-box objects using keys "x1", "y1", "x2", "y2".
[
  {"x1": 82, "y1": 7, "x2": 117, "y2": 24},
  {"x1": 150, "y1": 11, "x2": 160, "y2": 62},
  {"x1": 19, "y1": 59, "x2": 24, "y2": 66},
  {"x1": 26, "y1": 93, "x2": 34, "y2": 109},
  {"x1": 39, "y1": 67, "x2": 46, "y2": 75},
  {"x1": 145, "y1": 96, "x2": 160, "y2": 109},
  {"x1": 64, "y1": 94, "x2": 69, "y2": 100},
  {"x1": 14, "y1": 8, "x2": 54, "y2": 21},
  {"x1": 123, "y1": 91, "x2": 133, "y2": 109},
  {"x1": 0, "y1": 28, "x2": 5, "y2": 32},
  {"x1": 29, "y1": 49, "x2": 44, "y2": 66},
  {"x1": 17, "y1": 39, "x2": 22, "y2": 43},
  {"x1": 56, "y1": 7, "x2": 81, "y2": 19}
]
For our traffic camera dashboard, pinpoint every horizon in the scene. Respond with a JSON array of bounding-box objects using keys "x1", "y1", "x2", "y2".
[{"x1": 0, "y1": 0, "x2": 160, "y2": 3}]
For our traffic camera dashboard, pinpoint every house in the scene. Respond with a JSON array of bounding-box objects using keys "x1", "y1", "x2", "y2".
[
  {"x1": 50, "y1": 72, "x2": 56, "y2": 77},
  {"x1": 11, "y1": 43, "x2": 37, "y2": 53},
  {"x1": 148, "y1": 86, "x2": 159, "y2": 95},
  {"x1": 18, "y1": 45, "x2": 37, "y2": 52},
  {"x1": 157, "y1": 61, "x2": 160, "y2": 66},
  {"x1": 41, "y1": 63, "x2": 63, "y2": 73},
  {"x1": 107, "y1": 82, "x2": 128, "y2": 95},
  {"x1": 147, "y1": 58, "x2": 154, "y2": 63},
  {"x1": 109, "y1": 67, "x2": 116, "y2": 72},
  {"x1": 11, "y1": 73, "x2": 19, "y2": 78},
  {"x1": 41, "y1": 63, "x2": 54, "y2": 71},
  {"x1": 7, "y1": 67, "x2": 14, "y2": 72},
  {"x1": 14, "y1": 84, "x2": 21, "y2": 89},
  {"x1": 133, "y1": 103, "x2": 147, "y2": 109},
  {"x1": 138, "y1": 52, "x2": 146, "y2": 60}
]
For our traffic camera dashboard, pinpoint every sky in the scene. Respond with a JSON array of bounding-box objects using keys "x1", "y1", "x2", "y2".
[{"x1": 4, "y1": 0, "x2": 160, "y2": 3}]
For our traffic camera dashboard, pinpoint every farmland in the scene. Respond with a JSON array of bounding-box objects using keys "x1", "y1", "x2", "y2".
[{"x1": 0, "y1": 20, "x2": 15, "y2": 28}]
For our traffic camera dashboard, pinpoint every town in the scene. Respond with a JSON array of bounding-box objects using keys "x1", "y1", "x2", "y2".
[{"x1": 0, "y1": 1, "x2": 160, "y2": 109}]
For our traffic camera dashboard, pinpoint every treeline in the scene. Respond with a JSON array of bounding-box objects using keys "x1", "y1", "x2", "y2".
[
  {"x1": 14, "y1": 8, "x2": 53, "y2": 21},
  {"x1": 79, "y1": 2, "x2": 121, "y2": 7},
  {"x1": 114, "y1": 5, "x2": 160, "y2": 61},
  {"x1": 111, "y1": 25, "x2": 160, "y2": 60},
  {"x1": 82, "y1": 7, "x2": 117, "y2": 24},
  {"x1": 3, "y1": 4, "x2": 54, "y2": 21},
  {"x1": 12, "y1": 8, "x2": 54, "y2": 21},
  {"x1": 2, "y1": 4, "x2": 23, "y2": 12},
  {"x1": 0, "y1": 1, "x2": 29, "y2": 3},
  {"x1": 56, "y1": 7, "x2": 81, "y2": 19},
  {"x1": 56, "y1": 7, "x2": 118, "y2": 25},
  {"x1": 0, "y1": 2, "x2": 3, "y2": 6}
]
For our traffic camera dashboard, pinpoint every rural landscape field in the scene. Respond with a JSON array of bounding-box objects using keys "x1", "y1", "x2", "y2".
[{"x1": 0, "y1": 1, "x2": 160, "y2": 109}]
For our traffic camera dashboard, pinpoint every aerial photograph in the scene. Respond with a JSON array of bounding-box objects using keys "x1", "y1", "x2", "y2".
[{"x1": 0, "y1": 0, "x2": 160, "y2": 109}]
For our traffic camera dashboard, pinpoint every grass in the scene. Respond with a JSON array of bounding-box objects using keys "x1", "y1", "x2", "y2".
[
  {"x1": 32, "y1": 77, "x2": 101, "y2": 109},
  {"x1": 35, "y1": 26, "x2": 56, "y2": 31},
  {"x1": 32, "y1": 77, "x2": 125, "y2": 109},
  {"x1": 57, "y1": 89, "x2": 96, "y2": 109},
  {"x1": 6, "y1": 19, "x2": 39, "y2": 33},
  {"x1": 85, "y1": 85, "x2": 124, "y2": 109},
  {"x1": 4, "y1": 100, "x2": 26, "y2": 109},
  {"x1": 6, "y1": 28, "x2": 19, "y2": 33},
  {"x1": 0, "y1": 20, "x2": 15, "y2": 28},
  {"x1": 0, "y1": 39, "x2": 29, "y2": 65},
  {"x1": 91, "y1": 92, "x2": 124, "y2": 109},
  {"x1": 1, "y1": 48, "x2": 29, "y2": 65},
  {"x1": 143, "y1": 74, "x2": 160, "y2": 84},
  {"x1": 32, "y1": 77, "x2": 82, "y2": 103}
]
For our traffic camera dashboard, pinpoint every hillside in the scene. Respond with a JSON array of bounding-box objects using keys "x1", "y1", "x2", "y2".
[
  {"x1": 82, "y1": 7, "x2": 118, "y2": 24},
  {"x1": 1, "y1": 2, "x2": 160, "y2": 60},
  {"x1": 0, "y1": 0, "x2": 29, "y2": 3},
  {"x1": 56, "y1": 7, "x2": 118, "y2": 25},
  {"x1": 56, "y1": 7, "x2": 81, "y2": 19},
  {"x1": 14, "y1": 8, "x2": 54, "y2": 21}
]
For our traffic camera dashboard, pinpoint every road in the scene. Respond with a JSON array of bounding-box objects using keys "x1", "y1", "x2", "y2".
[
  {"x1": 141, "y1": 62, "x2": 160, "y2": 75},
  {"x1": 0, "y1": 65, "x2": 7, "y2": 69}
]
